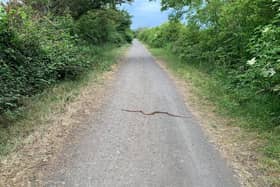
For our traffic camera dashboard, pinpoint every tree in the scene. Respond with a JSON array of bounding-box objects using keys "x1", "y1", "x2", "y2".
[{"x1": 23, "y1": 0, "x2": 134, "y2": 18}]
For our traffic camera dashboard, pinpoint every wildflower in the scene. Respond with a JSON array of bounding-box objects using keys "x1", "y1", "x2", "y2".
[
  {"x1": 268, "y1": 68, "x2": 276, "y2": 77},
  {"x1": 247, "y1": 57, "x2": 256, "y2": 65},
  {"x1": 262, "y1": 68, "x2": 276, "y2": 77},
  {"x1": 262, "y1": 27, "x2": 270, "y2": 33}
]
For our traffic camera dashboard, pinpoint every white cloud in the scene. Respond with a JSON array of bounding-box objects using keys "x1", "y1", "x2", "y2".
[
  {"x1": 120, "y1": 0, "x2": 170, "y2": 29},
  {"x1": 135, "y1": 1, "x2": 161, "y2": 13}
]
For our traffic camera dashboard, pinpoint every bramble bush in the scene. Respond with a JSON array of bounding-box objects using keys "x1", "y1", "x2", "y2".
[
  {"x1": 0, "y1": 2, "x2": 132, "y2": 119},
  {"x1": 0, "y1": 6, "x2": 50, "y2": 112}
]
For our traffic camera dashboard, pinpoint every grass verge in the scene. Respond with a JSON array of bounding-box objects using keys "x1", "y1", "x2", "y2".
[
  {"x1": 0, "y1": 44, "x2": 128, "y2": 159},
  {"x1": 147, "y1": 46, "x2": 280, "y2": 186}
]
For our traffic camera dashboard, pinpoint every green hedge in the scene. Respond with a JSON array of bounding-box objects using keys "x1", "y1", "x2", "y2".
[
  {"x1": 75, "y1": 9, "x2": 133, "y2": 45},
  {"x1": 138, "y1": 0, "x2": 280, "y2": 128},
  {"x1": 0, "y1": 5, "x2": 132, "y2": 117}
]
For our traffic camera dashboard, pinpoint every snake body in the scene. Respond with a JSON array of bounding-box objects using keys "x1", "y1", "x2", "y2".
[{"x1": 121, "y1": 109, "x2": 187, "y2": 118}]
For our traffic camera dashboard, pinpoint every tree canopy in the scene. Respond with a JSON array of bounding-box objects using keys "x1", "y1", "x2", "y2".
[{"x1": 22, "y1": 0, "x2": 133, "y2": 18}]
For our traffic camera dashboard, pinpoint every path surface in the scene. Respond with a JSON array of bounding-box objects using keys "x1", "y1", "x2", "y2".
[{"x1": 44, "y1": 40, "x2": 239, "y2": 187}]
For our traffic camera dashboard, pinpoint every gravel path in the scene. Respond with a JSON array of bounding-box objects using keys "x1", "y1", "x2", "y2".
[{"x1": 44, "y1": 40, "x2": 239, "y2": 187}]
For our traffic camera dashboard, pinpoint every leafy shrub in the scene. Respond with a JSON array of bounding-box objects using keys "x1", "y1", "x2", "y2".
[
  {"x1": 0, "y1": 4, "x2": 132, "y2": 117},
  {"x1": 0, "y1": 6, "x2": 51, "y2": 112},
  {"x1": 137, "y1": 0, "x2": 280, "y2": 128},
  {"x1": 245, "y1": 23, "x2": 280, "y2": 95},
  {"x1": 75, "y1": 9, "x2": 132, "y2": 45},
  {"x1": 75, "y1": 9, "x2": 115, "y2": 44}
]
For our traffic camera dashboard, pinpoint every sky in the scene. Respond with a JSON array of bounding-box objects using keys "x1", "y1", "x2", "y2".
[{"x1": 120, "y1": 0, "x2": 170, "y2": 30}]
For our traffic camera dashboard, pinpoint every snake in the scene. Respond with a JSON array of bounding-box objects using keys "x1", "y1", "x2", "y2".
[{"x1": 121, "y1": 109, "x2": 188, "y2": 118}]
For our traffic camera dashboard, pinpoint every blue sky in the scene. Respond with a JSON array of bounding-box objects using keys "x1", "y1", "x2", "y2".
[{"x1": 120, "y1": 0, "x2": 170, "y2": 30}]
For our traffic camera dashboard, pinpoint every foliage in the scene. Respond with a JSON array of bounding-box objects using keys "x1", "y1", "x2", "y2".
[
  {"x1": 245, "y1": 13, "x2": 280, "y2": 95},
  {"x1": 0, "y1": 6, "x2": 50, "y2": 113},
  {"x1": 0, "y1": 2, "x2": 132, "y2": 119},
  {"x1": 75, "y1": 9, "x2": 132, "y2": 45},
  {"x1": 138, "y1": 0, "x2": 280, "y2": 127},
  {"x1": 23, "y1": 0, "x2": 133, "y2": 18}
]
